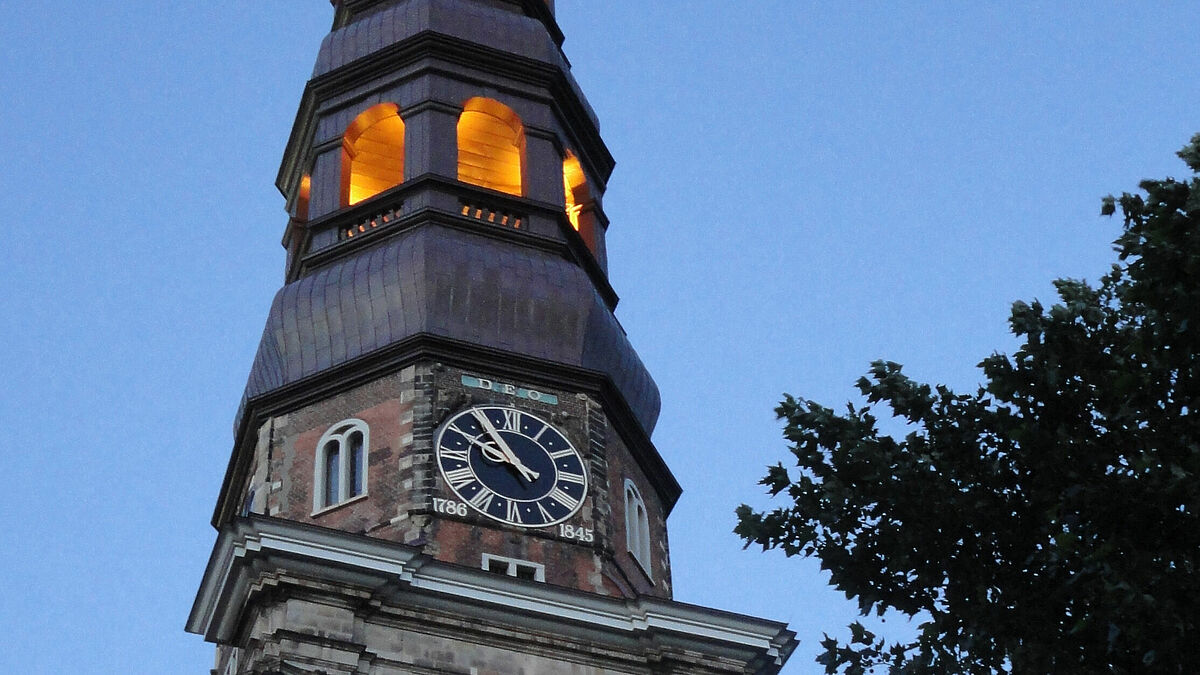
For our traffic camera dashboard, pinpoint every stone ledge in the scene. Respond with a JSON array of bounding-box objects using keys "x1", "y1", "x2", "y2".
[{"x1": 188, "y1": 515, "x2": 796, "y2": 674}]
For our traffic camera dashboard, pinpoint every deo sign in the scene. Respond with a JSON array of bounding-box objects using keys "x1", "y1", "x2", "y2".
[{"x1": 461, "y1": 375, "x2": 559, "y2": 405}]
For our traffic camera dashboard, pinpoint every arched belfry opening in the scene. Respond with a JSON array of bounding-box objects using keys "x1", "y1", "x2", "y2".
[
  {"x1": 296, "y1": 174, "x2": 311, "y2": 222},
  {"x1": 563, "y1": 150, "x2": 597, "y2": 253},
  {"x1": 341, "y1": 103, "x2": 405, "y2": 207},
  {"x1": 457, "y1": 97, "x2": 525, "y2": 196}
]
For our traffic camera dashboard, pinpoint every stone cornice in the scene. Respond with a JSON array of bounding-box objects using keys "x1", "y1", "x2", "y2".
[{"x1": 188, "y1": 517, "x2": 796, "y2": 673}]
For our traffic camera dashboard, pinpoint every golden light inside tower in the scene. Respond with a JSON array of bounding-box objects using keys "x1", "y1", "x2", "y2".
[
  {"x1": 562, "y1": 151, "x2": 587, "y2": 232},
  {"x1": 341, "y1": 103, "x2": 405, "y2": 206},
  {"x1": 562, "y1": 150, "x2": 596, "y2": 253},
  {"x1": 297, "y1": 174, "x2": 311, "y2": 221},
  {"x1": 457, "y1": 97, "x2": 525, "y2": 196}
]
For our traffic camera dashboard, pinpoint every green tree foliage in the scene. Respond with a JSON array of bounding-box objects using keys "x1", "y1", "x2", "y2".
[{"x1": 736, "y1": 135, "x2": 1200, "y2": 674}]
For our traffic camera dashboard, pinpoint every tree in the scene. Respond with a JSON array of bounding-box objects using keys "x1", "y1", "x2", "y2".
[{"x1": 736, "y1": 135, "x2": 1200, "y2": 674}]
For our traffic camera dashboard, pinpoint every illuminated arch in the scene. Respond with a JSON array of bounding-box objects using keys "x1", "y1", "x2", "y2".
[
  {"x1": 457, "y1": 97, "x2": 525, "y2": 196},
  {"x1": 341, "y1": 103, "x2": 405, "y2": 207},
  {"x1": 562, "y1": 150, "x2": 596, "y2": 252},
  {"x1": 296, "y1": 174, "x2": 311, "y2": 221}
]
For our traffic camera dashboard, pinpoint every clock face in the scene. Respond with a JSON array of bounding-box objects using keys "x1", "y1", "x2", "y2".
[{"x1": 435, "y1": 405, "x2": 588, "y2": 528}]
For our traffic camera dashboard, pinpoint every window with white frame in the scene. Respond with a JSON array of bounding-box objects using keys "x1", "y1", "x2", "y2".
[
  {"x1": 624, "y1": 479, "x2": 652, "y2": 579},
  {"x1": 481, "y1": 553, "x2": 545, "y2": 582},
  {"x1": 313, "y1": 418, "x2": 369, "y2": 513}
]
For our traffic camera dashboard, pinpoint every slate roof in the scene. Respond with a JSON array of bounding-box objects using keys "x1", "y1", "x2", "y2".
[
  {"x1": 317, "y1": 0, "x2": 548, "y2": 76},
  {"x1": 312, "y1": 0, "x2": 600, "y2": 129},
  {"x1": 240, "y1": 226, "x2": 661, "y2": 434}
]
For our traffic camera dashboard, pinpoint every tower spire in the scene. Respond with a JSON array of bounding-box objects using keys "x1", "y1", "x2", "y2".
[{"x1": 188, "y1": 3, "x2": 796, "y2": 672}]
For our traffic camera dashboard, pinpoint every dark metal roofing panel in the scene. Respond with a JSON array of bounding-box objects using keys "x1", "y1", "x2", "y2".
[
  {"x1": 315, "y1": 0, "x2": 555, "y2": 78},
  {"x1": 308, "y1": 0, "x2": 600, "y2": 130},
  {"x1": 239, "y1": 227, "x2": 660, "y2": 434}
]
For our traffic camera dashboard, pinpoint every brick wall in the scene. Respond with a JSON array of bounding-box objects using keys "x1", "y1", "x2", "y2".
[{"x1": 235, "y1": 360, "x2": 670, "y2": 600}]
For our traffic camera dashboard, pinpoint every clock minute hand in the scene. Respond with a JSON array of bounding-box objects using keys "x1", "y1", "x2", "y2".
[
  {"x1": 465, "y1": 436, "x2": 509, "y2": 464},
  {"x1": 470, "y1": 410, "x2": 540, "y2": 482},
  {"x1": 478, "y1": 433, "x2": 539, "y2": 484},
  {"x1": 466, "y1": 436, "x2": 535, "y2": 480}
]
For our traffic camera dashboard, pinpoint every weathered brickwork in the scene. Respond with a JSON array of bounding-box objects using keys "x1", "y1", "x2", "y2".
[
  {"x1": 603, "y1": 426, "x2": 673, "y2": 598},
  {"x1": 236, "y1": 360, "x2": 672, "y2": 601},
  {"x1": 236, "y1": 369, "x2": 420, "y2": 542}
]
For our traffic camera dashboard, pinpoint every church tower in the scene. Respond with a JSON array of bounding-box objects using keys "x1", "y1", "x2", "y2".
[{"x1": 187, "y1": 1, "x2": 796, "y2": 672}]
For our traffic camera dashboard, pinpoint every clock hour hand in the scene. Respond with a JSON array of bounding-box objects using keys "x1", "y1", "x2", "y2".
[
  {"x1": 470, "y1": 410, "x2": 540, "y2": 483},
  {"x1": 464, "y1": 435, "x2": 528, "y2": 475},
  {"x1": 478, "y1": 437, "x2": 540, "y2": 484}
]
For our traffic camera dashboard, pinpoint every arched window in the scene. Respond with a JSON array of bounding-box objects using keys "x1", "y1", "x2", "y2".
[
  {"x1": 341, "y1": 103, "x2": 405, "y2": 207},
  {"x1": 562, "y1": 150, "x2": 597, "y2": 252},
  {"x1": 313, "y1": 419, "x2": 369, "y2": 512},
  {"x1": 624, "y1": 479, "x2": 652, "y2": 578},
  {"x1": 457, "y1": 97, "x2": 525, "y2": 196}
]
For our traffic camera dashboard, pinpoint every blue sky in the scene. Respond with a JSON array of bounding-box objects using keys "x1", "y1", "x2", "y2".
[{"x1": 1, "y1": 2, "x2": 1197, "y2": 672}]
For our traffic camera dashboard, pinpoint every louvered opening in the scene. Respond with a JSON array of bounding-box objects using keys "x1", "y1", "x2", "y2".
[
  {"x1": 457, "y1": 97, "x2": 525, "y2": 196},
  {"x1": 342, "y1": 103, "x2": 405, "y2": 206},
  {"x1": 563, "y1": 150, "x2": 596, "y2": 253}
]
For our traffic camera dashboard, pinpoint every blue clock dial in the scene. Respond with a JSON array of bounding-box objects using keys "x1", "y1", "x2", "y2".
[{"x1": 435, "y1": 405, "x2": 587, "y2": 527}]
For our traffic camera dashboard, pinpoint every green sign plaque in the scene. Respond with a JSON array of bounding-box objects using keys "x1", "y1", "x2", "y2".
[{"x1": 461, "y1": 375, "x2": 559, "y2": 405}]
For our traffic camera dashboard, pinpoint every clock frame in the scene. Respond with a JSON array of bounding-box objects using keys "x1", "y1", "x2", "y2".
[{"x1": 434, "y1": 404, "x2": 588, "y2": 528}]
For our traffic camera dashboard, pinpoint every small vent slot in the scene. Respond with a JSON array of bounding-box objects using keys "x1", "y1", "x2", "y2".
[
  {"x1": 341, "y1": 205, "x2": 402, "y2": 241},
  {"x1": 461, "y1": 202, "x2": 523, "y2": 230}
]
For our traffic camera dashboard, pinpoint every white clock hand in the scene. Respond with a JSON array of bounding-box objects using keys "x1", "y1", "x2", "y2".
[
  {"x1": 470, "y1": 410, "x2": 540, "y2": 482},
  {"x1": 464, "y1": 435, "x2": 523, "y2": 472}
]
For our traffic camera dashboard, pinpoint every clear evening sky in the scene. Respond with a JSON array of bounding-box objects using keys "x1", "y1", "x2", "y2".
[{"x1": 1, "y1": 2, "x2": 1196, "y2": 672}]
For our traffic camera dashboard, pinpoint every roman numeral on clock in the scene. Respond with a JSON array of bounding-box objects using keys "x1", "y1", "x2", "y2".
[
  {"x1": 506, "y1": 500, "x2": 523, "y2": 524},
  {"x1": 444, "y1": 467, "x2": 475, "y2": 490},
  {"x1": 501, "y1": 408, "x2": 521, "y2": 431},
  {"x1": 440, "y1": 447, "x2": 469, "y2": 463},
  {"x1": 447, "y1": 423, "x2": 475, "y2": 438},
  {"x1": 469, "y1": 487, "x2": 495, "y2": 511},
  {"x1": 558, "y1": 471, "x2": 585, "y2": 486},
  {"x1": 549, "y1": 487, "x2": 579, "y2": 510}
]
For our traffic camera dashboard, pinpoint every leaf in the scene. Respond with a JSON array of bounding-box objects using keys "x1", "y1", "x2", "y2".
[{"x1": 1177, "y1": 133, "x2": 1200, "y2": 172}]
